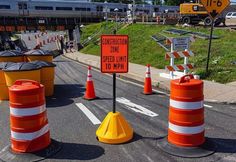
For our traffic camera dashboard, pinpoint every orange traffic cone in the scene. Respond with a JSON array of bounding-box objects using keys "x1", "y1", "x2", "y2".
[
  {"x1": 84, "y1": 66, "x2": 96, "y2": 100},
  {"x1": 143, "y1": 64, "x2": 152, "y2": 95}
]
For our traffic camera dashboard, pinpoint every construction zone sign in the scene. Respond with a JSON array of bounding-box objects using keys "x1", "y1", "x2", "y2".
[{"x1": 101, "y1": 35, "x2": 129, "y2": 73}]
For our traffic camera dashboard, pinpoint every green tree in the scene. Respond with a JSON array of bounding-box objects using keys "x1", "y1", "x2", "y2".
[
  {"x1": 152, "y1": 0, "x2": 162, "y2": 5},
  {"x1": 164, "y1": 0, "x2": 191, "y2": 6}
]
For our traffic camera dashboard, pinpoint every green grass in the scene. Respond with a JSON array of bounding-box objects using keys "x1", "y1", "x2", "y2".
[{"x1": 80, "y1": 23, "x2": 236, "y2": 83}]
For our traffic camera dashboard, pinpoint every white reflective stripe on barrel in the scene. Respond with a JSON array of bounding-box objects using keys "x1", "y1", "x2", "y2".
[
  {"x1": 11, "y1": 124, "x2": 49, "y2": 141},
  {"x1": 170, "y1": 99, "x2": 203, "y2": 110},
  {"x1": 10, "y1": 104, "x2": 46, "y2": 117},
  {"x1": 169, "y1": 122, "x2": 204, "y2": 134}
]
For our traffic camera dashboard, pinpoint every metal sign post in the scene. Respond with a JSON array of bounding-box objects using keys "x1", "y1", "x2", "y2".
[
  {"x1": 201, "y1": 0, "x2": 230, "y2": 74},
  {"x1": 206, "y1": 21, "x2": 214, "y2": 74},
  {"x1": 97, "y1": 34, "x2": 132, "y2": 145}
]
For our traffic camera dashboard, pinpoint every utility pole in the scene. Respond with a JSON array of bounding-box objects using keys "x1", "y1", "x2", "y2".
[{"x1": 132, "y1": 0, "x2": 135, "y2": 23}]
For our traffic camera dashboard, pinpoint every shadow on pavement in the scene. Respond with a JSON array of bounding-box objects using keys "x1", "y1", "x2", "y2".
[
  {"x1": 50, "y1": 142, "x2": 105, "y2": 160},
  {"x1": 46, "y1": 84, "x2": 85, "y2": 108},
  {"x1": 207, "y1": 137, "x2": 236, "y2": 153}
]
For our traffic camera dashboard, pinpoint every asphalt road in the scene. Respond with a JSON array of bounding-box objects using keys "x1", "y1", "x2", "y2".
[{"x1": 0, "y1": 56, "x2": 236, "y2": 162}]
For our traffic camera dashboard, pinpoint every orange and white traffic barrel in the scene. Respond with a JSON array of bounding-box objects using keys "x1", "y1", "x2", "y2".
[
  {"x1": 168, "y1": 74, "x2": 204, "y2": 147},
  {"x1": 9, "y1": 80, "x2": 51, "y2": 153}
]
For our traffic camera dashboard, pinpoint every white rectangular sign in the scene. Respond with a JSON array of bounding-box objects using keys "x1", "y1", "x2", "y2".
[{"x1": 173, "y1": 37, "x2": 190, "y2": 51}]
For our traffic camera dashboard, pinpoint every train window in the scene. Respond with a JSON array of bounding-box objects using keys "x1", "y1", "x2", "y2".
[
  {"x1": 23, "y1": 4, "x2": 27, "y2": 9},
  {"x1": 154, "y1": 8, "x2": 159, "y2": 12},
  {"x1": 96, "y1": 6, "x2": 103, "y2": 12},
  {"x1": 0, "y1": 5, "x2": 10, "y2": 9},
  {"x1": 35, "y1": 6, "x2": 53, "y2": 10},
  {"x1": 75, "y1": 7, "x2": 91, "y2": 11},
  {"x1": 18, "y1": 4, "x2": 22, "y2": 9},
  {"x1": 56, "y1": 7, "x2": 73, "y2": 11}
]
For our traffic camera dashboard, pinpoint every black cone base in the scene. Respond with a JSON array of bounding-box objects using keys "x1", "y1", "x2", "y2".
[
  {"x1": 157, "y1": 137, "x2": 217, "y2": 158},
  {"x1": 0, "y1": 139, "x2": 62, "y2": 162}
]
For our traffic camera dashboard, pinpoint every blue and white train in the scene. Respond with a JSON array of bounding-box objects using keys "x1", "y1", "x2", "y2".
[{"x1": 0, "y1": 0, "x2": 179, "y2": 18}]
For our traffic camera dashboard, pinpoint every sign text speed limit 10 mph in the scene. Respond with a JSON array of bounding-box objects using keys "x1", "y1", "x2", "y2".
[
  {"x1": 101, "y1": 35, "x2": 129, "y2": 73},
  {"x1": 201, "y1": 0, "x2": 230, "y2": 19}
]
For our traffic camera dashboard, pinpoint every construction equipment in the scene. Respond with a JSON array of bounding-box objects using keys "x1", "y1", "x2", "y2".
[{"x1": 179, "y1": 0, "x2": 225, "y2": 26}]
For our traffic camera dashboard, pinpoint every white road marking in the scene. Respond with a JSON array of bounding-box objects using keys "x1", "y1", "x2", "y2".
[
  {"x1": 76, "y1": 103, "x2": 101, "y2": 125},
  {"x1": 204, "y1": 104, "x2": 213, "y2": 108},
  {"x1": 116, "y1": 97, "x2": 158, "y2": 117}
]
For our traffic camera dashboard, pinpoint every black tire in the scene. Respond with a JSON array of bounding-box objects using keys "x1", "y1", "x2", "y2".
[
  {"x1": 182, "y1": 17, "x2": 191, "y2": 24},
  {"x1": 204, "y1": 17, "x2": 213, "y2": 26}
]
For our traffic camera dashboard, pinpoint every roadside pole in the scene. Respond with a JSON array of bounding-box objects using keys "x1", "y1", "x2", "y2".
[
  {"x1": 201, "y1": 0, "x2": 230, "y2": 74},
  {"x1": 206, "y1": 21, "x2": 214, "y2": 74},
  {"x1": 97, "y1": 34, "x2": 133, "y2": 144}
]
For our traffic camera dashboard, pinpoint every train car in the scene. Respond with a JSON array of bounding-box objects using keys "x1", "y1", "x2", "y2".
[{"x1": 0, "y1": 0, "x2": 178, "y2": 18}]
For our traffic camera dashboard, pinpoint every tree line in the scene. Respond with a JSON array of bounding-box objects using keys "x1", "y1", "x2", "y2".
[{"x1": 92, "y1": 0, "x2": 192, "y2": 5}]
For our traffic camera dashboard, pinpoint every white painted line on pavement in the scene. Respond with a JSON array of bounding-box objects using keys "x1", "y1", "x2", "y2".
[
  {"x1": 116, "y1": 97, "x2": 158, "y2": 117},
  {"x1": 76, "y1": 103, "x2": 101, "y2": 125},
  {"x1": 204, "y1": 104, "x2": 213, "y2": 108}
]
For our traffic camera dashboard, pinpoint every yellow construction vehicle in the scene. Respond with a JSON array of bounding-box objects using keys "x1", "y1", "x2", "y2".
[{"x1": 179, "y1": 0, "x2": 225, "y2": 26}]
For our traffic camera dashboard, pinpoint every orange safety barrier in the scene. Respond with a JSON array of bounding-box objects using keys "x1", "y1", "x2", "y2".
[
  {"x1": 84, "y1": 66, "x2": 96, "y2": 100},
  {"x1": 9, "y1": 80, "x2": 51, "y2": 153},
  {"x1": 17, "y1": 26, "x2": 26, "y2": 31},
  {"x1": 56, "y1": 26, "x2": 65, "y2": 31},
  {"x1": 0, "y1": 26, "x2": 5, "y2": 31},
  {"x1": 6, "y1": 26, "x2": 15, "y2": 32},
  {"x1": 143, "y1": 64, "x2": 152, "y2": 95},
  {"x1": 168, "y1": 74, "x2": 204, "y2": 147}
]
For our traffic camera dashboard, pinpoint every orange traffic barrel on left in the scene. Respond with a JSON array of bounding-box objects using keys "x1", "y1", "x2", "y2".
[{"x1": 9, "y1": 80, "x2": 51, "y2": 153}]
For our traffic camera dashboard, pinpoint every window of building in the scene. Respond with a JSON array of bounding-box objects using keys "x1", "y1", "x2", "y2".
[
  {"x1": 75, "y1": 7, "x2": 91, "y2": 11},
  {"x1": 0, "y1": 5, "x2": 10, "y2": 9},
  {"x1": 35, "y1": 6, "x2": 53, "y2": 10},
  {"x1": 56, "y1": 7, "x2": 72, "y2": 11}
]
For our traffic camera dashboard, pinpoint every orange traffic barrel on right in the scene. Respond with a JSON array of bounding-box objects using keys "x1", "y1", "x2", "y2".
[
  {"x1": 0, "y1": 50, "x2": 24, "y2": 62},
  {"x1": 25, "y1": 49, "x2": 53, "y2": 62},
  {"x1": 9, "y1": 80, "x2": 51, "y2": 153},
  {"x1": 168, "y1": 74, "x2": 204, "y2": 147},
  {"x1": 158, "y1": 74, "x2": 216, "y2": 158}
]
